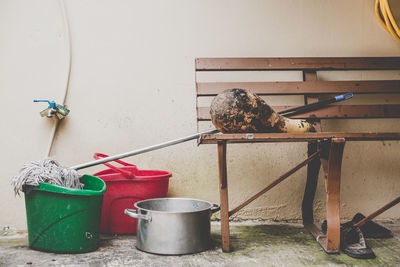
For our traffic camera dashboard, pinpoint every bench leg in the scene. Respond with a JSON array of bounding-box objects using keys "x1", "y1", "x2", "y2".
[
  {"x1": 217, "y1": 141, "x2": 230, "y2": 252},
  {"x1": 302, "y1": 141, "x2": 326, "y2": 249},
  {"x1": 302, "y1": 141, "x2": 321, "y2": 224},
  {"x1": 321, "y1": 138, "x2": 345, "y2": 253}
]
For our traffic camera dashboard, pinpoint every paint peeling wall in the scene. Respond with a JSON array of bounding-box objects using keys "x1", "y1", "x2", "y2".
[{"x1": 0, "y1": 0, "x2": 399, "y2": 229}]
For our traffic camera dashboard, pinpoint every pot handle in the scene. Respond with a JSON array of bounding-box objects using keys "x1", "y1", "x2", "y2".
[
  {"x1": 124, "y1": 209, "x2": 152, "y2": 221},
  {"x1": 211, "y1": 203, "x2": 220, "y2": 214}
]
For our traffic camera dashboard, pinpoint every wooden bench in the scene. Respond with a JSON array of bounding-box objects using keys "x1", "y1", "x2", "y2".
[{"x1": 195, "y1": 57, "x2": 400, "y2": 253}]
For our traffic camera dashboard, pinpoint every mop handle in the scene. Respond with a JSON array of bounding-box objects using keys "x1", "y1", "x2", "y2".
[
  {"x1": 354, "y1": 196, "x2": 400, "y2": 227},
  {"x1": 278, "y1": 93, "x2": 353, "y2": 117},
  {"x1": 71, "y1": 129, "x2": 218, "y2": 170},
  {"x1": 72, "y1": 94, "x2": 353, "y2": 171}
]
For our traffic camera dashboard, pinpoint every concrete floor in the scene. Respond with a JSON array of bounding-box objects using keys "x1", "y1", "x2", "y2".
[{"x1": 1, "y1": 221, "x2": 399, "y2": 267}]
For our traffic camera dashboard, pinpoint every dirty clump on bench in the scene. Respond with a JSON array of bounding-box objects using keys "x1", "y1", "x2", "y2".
[{"x1": 210, "y1": 88, "x2": 315, "y2": 133}]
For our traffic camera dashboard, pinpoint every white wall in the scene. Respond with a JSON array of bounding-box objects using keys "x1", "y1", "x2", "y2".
[{"x1": 0, "y1": 0, "x2": 399, "y2": 229}]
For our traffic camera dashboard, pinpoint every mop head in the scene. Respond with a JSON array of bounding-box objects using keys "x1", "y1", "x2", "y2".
[{"x1": 12, "y1": 158, "x2": 83, "y2": 195}]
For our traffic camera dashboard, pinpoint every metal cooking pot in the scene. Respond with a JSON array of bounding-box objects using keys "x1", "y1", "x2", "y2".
[{"x1": 124, "y1": 198, "x2": 220, "y2": 255}]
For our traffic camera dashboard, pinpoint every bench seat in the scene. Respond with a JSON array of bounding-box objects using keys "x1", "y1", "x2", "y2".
[{"x1": 200, "y1": 132, "x2": 400, "y2": 144}]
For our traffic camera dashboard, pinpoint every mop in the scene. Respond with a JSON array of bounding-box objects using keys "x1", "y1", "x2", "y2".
[
  {"x1": 12, "y1": 158, "x2": 83, "y2": 195},
  {"x1": 12, "y1": 130, "x2": 216, "y2": 195},
  {"x1": 12, "y1": 92, "x2": 353, "y2": 194}
]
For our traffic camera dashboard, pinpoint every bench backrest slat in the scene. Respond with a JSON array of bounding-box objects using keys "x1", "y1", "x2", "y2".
[
  {"x1": 197, "y1": 80, "x2": 400, "y2": 96},
  {"x1": 197, "y1": 105, "x2": 400, "y2": 120},
  {"x1": 196, "y1": 57, "x2": 400, "y2": 71}
]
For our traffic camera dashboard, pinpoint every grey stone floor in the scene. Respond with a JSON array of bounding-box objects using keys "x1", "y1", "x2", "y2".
[{"x1": 1, "y1": 221, "x2": 399, "y2": 267}]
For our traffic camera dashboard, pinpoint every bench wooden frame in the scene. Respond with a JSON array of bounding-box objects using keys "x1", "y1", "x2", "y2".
[{"x1": 195, "y1": 57, "x2": 400, "y2": 253}]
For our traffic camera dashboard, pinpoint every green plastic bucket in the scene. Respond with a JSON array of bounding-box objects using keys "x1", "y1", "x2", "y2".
[{"x1": 24, "y1": 174, "x2": 106, "y2": 253}]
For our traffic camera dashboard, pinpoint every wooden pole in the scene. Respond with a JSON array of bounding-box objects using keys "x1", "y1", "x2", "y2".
[
  {"x1": 354, "y1": 196, "x2": 400, "y2": 227},
  {"x1": 228, "y1": 151, "x2": 320, "y2": 217}
]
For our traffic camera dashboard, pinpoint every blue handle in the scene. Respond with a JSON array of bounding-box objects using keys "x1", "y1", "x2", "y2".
[
  {"x1": 335, "y1": 93, "x2": 353, "y2": 102},
  {"x1": 33, "y1": 100, "x2": 56, "y2": 108}
]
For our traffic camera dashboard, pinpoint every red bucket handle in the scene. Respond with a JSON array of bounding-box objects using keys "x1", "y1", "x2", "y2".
[{"x1": 93, "y1": 153, "x2": 137, "y2": 179}]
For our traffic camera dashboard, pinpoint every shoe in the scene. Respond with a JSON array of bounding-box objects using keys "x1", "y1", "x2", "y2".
[
  {"x1": 351, "y1": 213, "x2": 393, "y2": 239},
  {"x1": 321, "y1": 220, "x2": 376, "y2": 259},
  {"x1": 340, "y1": 221, "x2": 376, "y2": 259}
]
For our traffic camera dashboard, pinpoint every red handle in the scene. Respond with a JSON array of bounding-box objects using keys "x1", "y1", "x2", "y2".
[{"x1": 93, "y1": 153, "x2": 137, "y2": 179}]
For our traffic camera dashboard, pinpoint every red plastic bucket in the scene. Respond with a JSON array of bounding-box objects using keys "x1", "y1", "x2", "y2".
[{"x1": 92, "y1": 153, "x2": 172, "y2": 234}]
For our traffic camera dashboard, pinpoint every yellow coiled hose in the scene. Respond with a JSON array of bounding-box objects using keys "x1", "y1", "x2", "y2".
[{"x1": 375, "y1": 0, "x2": 400, "y2": 42}]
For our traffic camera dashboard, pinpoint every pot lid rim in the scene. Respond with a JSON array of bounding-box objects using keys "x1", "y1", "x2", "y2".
[{"x1": 133, "y1": 197, "x2": 216, "y2": 214}]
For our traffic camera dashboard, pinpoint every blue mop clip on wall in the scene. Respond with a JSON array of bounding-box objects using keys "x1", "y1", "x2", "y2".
[{"x1": 34, "y1": 100, "x2": 70, "y2": 119}]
